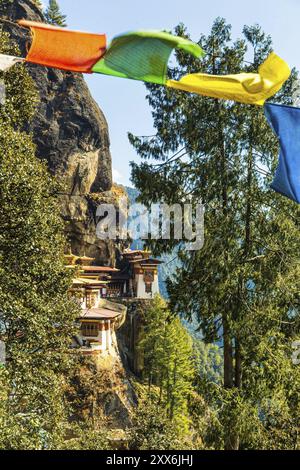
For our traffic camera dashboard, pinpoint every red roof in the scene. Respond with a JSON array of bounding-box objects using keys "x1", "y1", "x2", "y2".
[
  {"x1": 80, "y1": 266, "x2": 119, "y2": 272},
  {"x1": 123, "y1": 250, "x2": 151, "y2": 257},
  {"x1": 130, "y1": 258, "x2": 162, "y2": 265},
  {"x1": 80, "y1": 308, "x2": 122, "y2": 320}
]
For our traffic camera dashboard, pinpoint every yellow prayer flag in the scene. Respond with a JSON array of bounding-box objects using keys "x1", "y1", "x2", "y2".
[{"x1": 166, "y1": 52, "x2": 290, "y2": 105}]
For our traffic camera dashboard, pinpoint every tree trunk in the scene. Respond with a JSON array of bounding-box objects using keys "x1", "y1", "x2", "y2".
[
  {"x1": 223, "y1": 316, "x2": 233, "y2": 388},
  {"x1": 225, "y1": 431, "x2": 240, "y2": 450},
  {"x1": 216, "y1": 100, "x2": 240, "y2": 449},
  {"x1": 223, "y1": 319, "x2": 241, "y2": 450},
  {"x1": 235, "y1": 339, "x2": 242, "y2": 388}
]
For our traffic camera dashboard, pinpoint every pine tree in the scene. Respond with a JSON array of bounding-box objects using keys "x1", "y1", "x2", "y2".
[
  {"x1": 32, "y1": 0, "x2": 43, "y2": 9},
  {"x1": 139, "y1": 295, "x2": 194, "y2": 434},
  {"x1": 45, "y1": 0, "x2": 67, "y2": 27},
  {"x1": 129, "y1": 19, "x2": 300, "y2": 450},
  {"x1": 128, "y1": 401, "x2": 184, "y2": 450},
  {"x1": 0, "y1": 30, "x2": 79, "y2": 449}
]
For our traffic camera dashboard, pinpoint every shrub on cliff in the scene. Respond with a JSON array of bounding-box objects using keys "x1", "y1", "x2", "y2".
[{"x1": 0, "y1": 29, "x2": 80, "y2": 450}]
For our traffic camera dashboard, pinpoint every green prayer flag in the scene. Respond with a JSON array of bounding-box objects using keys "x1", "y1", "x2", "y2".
[{"x1": 92, "y1": 30, "x2": 204, "y2": 85}]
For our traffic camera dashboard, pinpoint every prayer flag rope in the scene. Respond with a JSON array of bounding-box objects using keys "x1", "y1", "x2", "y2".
[{"x1": 0, "y1": 21, "x2": 298, "y2": 203}]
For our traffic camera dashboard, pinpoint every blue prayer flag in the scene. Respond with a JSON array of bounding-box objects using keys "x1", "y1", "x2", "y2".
[{"x1": 264, "y1": 103, "x2": 300, "y2": 204}]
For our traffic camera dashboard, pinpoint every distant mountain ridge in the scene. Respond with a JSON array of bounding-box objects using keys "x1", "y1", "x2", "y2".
[{"x1": 123, "y1": 186, "x2": 181, "y2": 299}]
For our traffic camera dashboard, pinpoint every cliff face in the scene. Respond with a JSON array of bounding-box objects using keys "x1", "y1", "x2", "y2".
[
  {"x1": 0, "y1": 0, "x2": 115, "y2": 264},
  {"x1": 117, "y1": 300, "x2": 148, "y2": 378},
  {"x1": 0, "y1": 0, "x2": 138, "y2": 436},
  {"x1": 67, "y1": 353, "x2": 137, "y2": 434}
]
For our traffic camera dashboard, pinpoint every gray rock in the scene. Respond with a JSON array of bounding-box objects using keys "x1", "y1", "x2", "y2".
[{"x1": 0, "y1": 0, "x2": 115, "y2": 262}]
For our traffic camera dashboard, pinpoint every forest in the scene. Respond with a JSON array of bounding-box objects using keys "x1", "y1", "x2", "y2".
[{"x1": 0, "y1": 0, "x2": 299, "y2": 452}]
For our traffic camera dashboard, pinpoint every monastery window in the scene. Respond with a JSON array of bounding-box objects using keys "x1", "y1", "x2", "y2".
[
  {"x1": 81, "y1": 322, "x2": 99, "y2": 337},
  {"x1": 86, "y1": 292, "x2": 97, "y2": 308},
  {"x1": 145, "y1": 282, "x2": 152, "y2": 294}
]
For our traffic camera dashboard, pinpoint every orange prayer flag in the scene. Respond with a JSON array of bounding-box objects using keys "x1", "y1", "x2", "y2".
[{"x1": 18, "y1": 20, "x2": 106, "y2": 73}]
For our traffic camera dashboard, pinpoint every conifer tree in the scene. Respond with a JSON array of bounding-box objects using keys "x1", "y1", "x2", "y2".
[
  {"x1": 45, "y1": 0, "x2": 67, "y2": 27},
  {"x1": 32, "y1": 0, "x2": 43, "y2": 9},
  {"x1": 139, "y1": 295, "x2": 194, "y2": 433},
  {"x1": 128, "y1": 402, "x2": 184, "y2": 450},
  {"x1": 129, "y1": 19, "x2": 300, "y2": 449},
  {"x1": 0, "y1": 30, "x2": 79, "y2": 449}
]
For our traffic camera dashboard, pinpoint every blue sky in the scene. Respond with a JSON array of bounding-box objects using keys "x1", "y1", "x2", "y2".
[{"x1": 56, "y1": 0, "x2": 300, "y2": 186}]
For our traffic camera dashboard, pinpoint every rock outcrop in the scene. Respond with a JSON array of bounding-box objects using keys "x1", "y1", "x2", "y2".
[
  {"x1": 0, "y1": 0, "x2": 114, "y2": 264},
  {"x1": 67, "y1": 353, "x2": 137, "y2": 432},
  {"x1": 0, "y1": 1, "x2": 138, "y2": 436}
]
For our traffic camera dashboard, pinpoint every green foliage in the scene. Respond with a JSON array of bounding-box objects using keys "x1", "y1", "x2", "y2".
[
  {"x1": 0, "y1": 30, "x2": 38, "y2": 127},
  {"x1": 31, "y1": 0, "x2": 43, "y2": 9},
  {"x1": 138, "y1": 295, "x2": 194, "y2": 434},
  {"x1": 0, "y1": 29, "x2": 80, "y2": 449},
  {"x1": 45, "y1": 0, "x2": 67, "y2": 27},
  {"x1": 128, "y1": 401, "x2": 185, "y2": 450},
  {"x1": 187, "y1": 390, "x2": 223, "y2": 449},
  {"x1": 129, "y1": 18, "x2": 300, "y2": 449},
  {"x1": 192, "y1": 339, "x2": 223, "y2": 384},
  {"x1": 60, "y1": 423, "x2": 111, "y2": 450}
]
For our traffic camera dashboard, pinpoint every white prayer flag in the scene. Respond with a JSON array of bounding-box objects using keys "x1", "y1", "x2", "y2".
[{"x1": 0, "y1": 54, "x2": 24, "y2": 71}]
